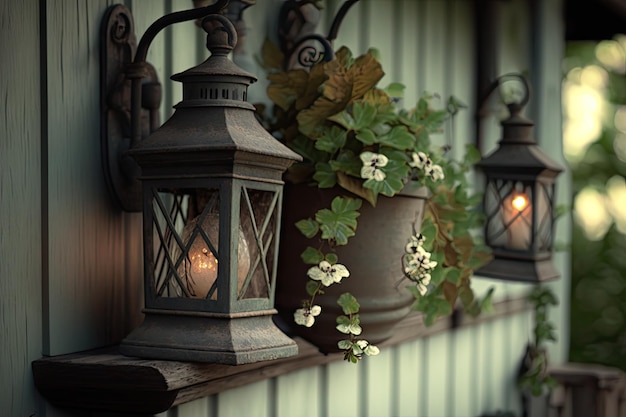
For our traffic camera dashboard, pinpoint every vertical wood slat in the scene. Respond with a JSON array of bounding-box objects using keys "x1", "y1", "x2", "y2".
[
  {"x1": 326, "y1": 360, "x2": 361, "y2": 417},
  {"x1": 45, "y1": 0, "x2": 144, "y2": 356},
  {"x1": 275, "y1": 367, "x2": 322, "y2": 417},
  {"x1": 217, "y1": 380, "x2": 272, "y2": 417},
  {"x1": 396, "y1": 339, "x2": 424, "y2": 417},
  {"x1": 163, "y1": 0, "x2": 204, "y2": 115},
  {"x1": 425, "y1": 333, "x2": 452, "y2": 417},
  {"x1": 363, "y1": 348, "x2": 394, "y2": 416},
  {"x1": 451, "y1": 326, "x2": 477, "y2": 415},
  {"x1": 0, "y1": 1, "x2": 42, "y2": 416},
  {"x1": 128, "y1": 0, "x2": 169, "y2": 123}
]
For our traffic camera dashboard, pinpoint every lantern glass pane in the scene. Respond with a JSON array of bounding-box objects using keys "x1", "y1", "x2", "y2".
[
  {"x1": 535, "y1": 181, "x2": 555, "y2": 252},
  {"x1": 151, "y1": 188, "x2": 243, "y2": 301},
  {"x1": 485, "y1": 179, "x2": 533, "y2": 251},
  {"x1": 238, "y1": 186, "x2": 280, "y2": 300}
]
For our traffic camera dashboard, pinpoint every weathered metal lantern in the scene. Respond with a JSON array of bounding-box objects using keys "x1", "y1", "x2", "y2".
[
  {"x1": 476, "y1": 75, "x2": 563, "y2": 282},
  {"x1": 101, "y1": 3, "x2": 300, "y2": 364}
]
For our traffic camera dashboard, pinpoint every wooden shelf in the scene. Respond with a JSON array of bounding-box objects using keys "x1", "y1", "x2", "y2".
[
  {"x1": 32, "y1": 297, "x2": 529, "y2": 414},
  {"x1": 32, "y1": 338, "x2": 339, "y2": 415}
]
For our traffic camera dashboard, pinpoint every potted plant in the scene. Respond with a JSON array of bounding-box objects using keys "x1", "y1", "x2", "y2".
[{"x1": 256, "y1": 44, "x2": 492, "y2": 362}]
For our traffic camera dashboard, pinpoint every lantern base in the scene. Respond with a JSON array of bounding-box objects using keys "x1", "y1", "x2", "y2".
[
  {"x1": 476, "y1": 256, "x2": 560, "y2": 283},
  {"x1": 120, "y1": 311, "x2": 298, "y2": 365}
]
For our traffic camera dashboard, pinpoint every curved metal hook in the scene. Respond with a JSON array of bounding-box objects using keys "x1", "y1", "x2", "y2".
[
  {"x1": 327, "y1": 0, "x2": 360, "y2": 42},
  {"x1": 480, "y1": 72, "x2": 531, "y2": 111},
  {"x1": 130, "y1": 0, "x2": 230, "y2": 147},
  {"x1": 279, "y1": 0, "x2": 360, "y2": 70}
]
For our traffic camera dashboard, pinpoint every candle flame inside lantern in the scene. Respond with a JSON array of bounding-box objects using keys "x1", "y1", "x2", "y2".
[{"x1": 511, "y1": 193, "x2": 529, "y2": 211}]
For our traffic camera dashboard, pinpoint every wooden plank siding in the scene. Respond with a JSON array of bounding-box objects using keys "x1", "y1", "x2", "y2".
[
  {"x1": 43, "y1": 0, "x2": 144, "y2": 356},
  {"x1": 0, "y1": 1, "x2": 42, "y2": 416},
  {"x1": 0, "y1": 0, "x2": 568, "y2": 416}
]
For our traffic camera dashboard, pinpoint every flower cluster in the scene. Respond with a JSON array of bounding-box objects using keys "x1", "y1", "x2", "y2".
[
  {"x1": 338, "y1": 339, "x2": 380, "y2": 362},
  {"x1": 293, "y1": 260, "x2": 350, "y2": 328},
  {"x1": 409, "y1": 152, "x2": 445, "y2": 182},
  {"x1": 403, "y1": 233, "x2": 437, "y2": 295},
  {"x1": 336, "y1": 292, "x2": 380, "y2": 363},
  {"x1": 359, "y1": 150, "x2": 445, "y2": 185}
]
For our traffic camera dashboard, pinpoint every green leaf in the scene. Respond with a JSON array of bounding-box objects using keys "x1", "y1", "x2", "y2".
[
  {"x1": 287, "y1": 135, "x2": 327, "y2": 164},
  {"x1": 328, "y1": 110, "x2": 355, "y2": 131},
  {"x1": 464, "y1": 144, "x2": 482, "y2": 165},
  {"x1": 352, "y1": 102, "x2": 378, "y2": 130},
  {"x1": 331, "y1": 195, "x2": 363, "y2": 214},
  {"x1": 325, "y1": 252, "x2": 338, "y2": 264},
  {"x1": 479, "y1": 287, "x2": 495, "y2": 313},
  {"x1": 385, "y1": 82, "x2": 405, "y2": 99},
  {"x1": 306, "y1": 280, "x2": 321, "y2": 296},
  {"x1": 315, "y1": 126, "x2": 347, "y2": 154},
  {"x1": 336, "y1": 315, "x2": 362, "y2": 335},
  {"x1": 295, "y1": 219, "x2": 319, "y2": 238},
  {"x1": 445, "y1": 268, "x2": 462, "y2": 285},
  {"x1": 378, "y1": 125, "x2": 415, "y2": 150},
  {"x1": 355, "y1": 128, "x2": 377, "y2": 145},
  {"x1": 446, "y1": 95, "x2": 467, "y2": 115},
  {"x1": 338, "y1": 339, "x2": 353, "y2": 350},
  {"x1": 329, "y1": 150, "x2": 362, "y2": 177},
  {"x1": 301, "y1": 246, "x2": 324, "y2": 265},
  {"x1": 337, "y1": 292, "x2": 360, "y2": 314},
  {"x1": 315, "y1": 197, "x2": 362, "y2": 245},
  {"x1": 313, "y1": 162, "x2": 338, "y2": 188}
]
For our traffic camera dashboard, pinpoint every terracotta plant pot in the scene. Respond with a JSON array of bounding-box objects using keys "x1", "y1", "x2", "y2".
[{"x1": 275, "y1": 182, "x2": 430, "y2": 353}]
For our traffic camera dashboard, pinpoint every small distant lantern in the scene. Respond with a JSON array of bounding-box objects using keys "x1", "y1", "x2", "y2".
[
  {"x1": 111, "y1": 11, "x2": 301, "y2": 364},
  {"x1": 476, "y1": 75, "x2": 563, "y2": 283}
]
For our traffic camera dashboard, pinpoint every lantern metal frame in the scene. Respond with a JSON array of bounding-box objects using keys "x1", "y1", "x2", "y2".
[
  {"x1": 476, "y1": 74, "x2": 564, "y2": 283},
  {"x1": 100, "y1": 1, "x2": 301, "y2": 364}
]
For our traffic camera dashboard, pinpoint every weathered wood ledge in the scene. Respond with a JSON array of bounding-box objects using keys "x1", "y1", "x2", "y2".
[{"x1": 32, "y1": 296, "x2": 529, "y2": 415}]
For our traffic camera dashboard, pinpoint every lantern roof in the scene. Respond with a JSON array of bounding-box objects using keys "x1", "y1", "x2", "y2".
[
  {"x1": 477, "y1": 103, "x2": 564, "y2": 177},
  {"x1": 128, "y1": 14, "x2": 301, "y2": 179}
]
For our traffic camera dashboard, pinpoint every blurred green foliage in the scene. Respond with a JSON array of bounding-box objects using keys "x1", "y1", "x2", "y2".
[{"x1": 565, "y1": 38, "x2": 626, "y2": 369}]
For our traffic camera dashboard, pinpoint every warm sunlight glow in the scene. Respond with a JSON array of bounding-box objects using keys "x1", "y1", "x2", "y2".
[
  {"x1": 595, "y1": 40, "x2": 626, "y2": 74},
  {"x1": 614, "y1": 133, "x2": 626, "y2": 163},
  {"x1": 511, "y1": 193, "x2": 529, "y2": 211},
  {"x1": 574, "y1": 187, "x2": 612, "y2": 241},
  {"x1": 614, "y1": 106, "x2": 626, "y2": 133},
  {"x1": 606, "y1": 176, "x2": 626, "y2": 234},
  {"x1": 563, "y1": 81, "x2": 605, "y2": 160},
  {"x1": 580, "y1": 65, "x2": 609, "y2": 89}
]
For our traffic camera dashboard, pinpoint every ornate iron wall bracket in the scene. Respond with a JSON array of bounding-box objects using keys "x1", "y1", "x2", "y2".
[
  {"x1": 100, "y1": 1, "x2": 229, "y2": 211},
  {"x1": 100, "y1": 5, "x2": 148, "y2": 211},
  {"x1": 278, "y1": 0, "x2": 359, "y2": 70}
]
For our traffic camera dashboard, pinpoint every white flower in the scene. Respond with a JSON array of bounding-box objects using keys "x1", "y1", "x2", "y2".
[
  {"x1": 415, "y1": 273, "x2": 431, "y2": 295},
  {"x1": 426, "y1": 164, "x2": 445, "y2": 181},
  {"x1": 356, "y1": 340, "x2": 380, "y2": 356},
  {"x1": 403, "y1": 244, "x2": 436, "y2": 296},
  {"x1": 360, "y1": 151, "x2": 388, "y2": 181},
  {"x1": 409, "y1": 152, "x2": 431, "y2": 169},
  {"x1": 307, "y1": 260, "x2": 350, "y2": 286},
  {"x1": 405, "y1": 234, "x2": 426, "y2": 254},
  {"x1": 405, "y1": 250, "x2": 437, "y2": 273},
  {"x1": 294, "y1": 305, "x2": 321, "y2": 327}
]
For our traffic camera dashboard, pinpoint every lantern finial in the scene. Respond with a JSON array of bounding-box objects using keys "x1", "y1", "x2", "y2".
[{"x1": 202, "y1": 14, "x2": 237, "y2": 55}]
